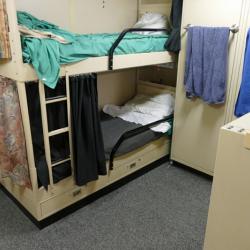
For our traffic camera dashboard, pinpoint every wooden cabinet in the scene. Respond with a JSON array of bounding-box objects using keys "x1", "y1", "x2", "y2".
[
  {"x1": 204, "y1": 114, "x2": 250, "y2": 250},
  {"x1": 171, "y1": 0, "x2": 249, "y2": 175}
]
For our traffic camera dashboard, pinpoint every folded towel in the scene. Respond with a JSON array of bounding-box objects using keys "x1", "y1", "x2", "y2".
[
  {"x1": 235, "y1": 29, "x2": 250, "y2": 117},
  {"x1": 184, "y1": 27, "x2": 230, "y2": 104}
]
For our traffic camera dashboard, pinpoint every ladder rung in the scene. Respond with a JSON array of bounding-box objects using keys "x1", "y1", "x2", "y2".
[
  {"x1": 46, "y1": 97, "x2": 68, "y2": 104},
  {"x1": 51, "y1": 158, "x2": 71, "y2": 167},
  {"x1": 48, "y1": 127, "x2": 69, "y2": 137}
]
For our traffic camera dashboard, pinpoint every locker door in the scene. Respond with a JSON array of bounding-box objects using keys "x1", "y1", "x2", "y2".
[{"x1": 171, "y1": 0, "x2": 244, "y2": 175}]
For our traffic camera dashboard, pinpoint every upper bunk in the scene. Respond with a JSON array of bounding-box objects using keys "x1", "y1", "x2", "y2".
[{"x1": 0, "y1": 0, "x2": 176, "y2": 84}]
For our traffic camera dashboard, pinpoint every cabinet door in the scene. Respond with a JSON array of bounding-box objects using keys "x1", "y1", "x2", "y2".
[
  {"x1": 171, "y1": 0, "x2": 244, "y2": 175},
  {"x1": 204, "y1": 115, "x2": 250, "y2": 250}
]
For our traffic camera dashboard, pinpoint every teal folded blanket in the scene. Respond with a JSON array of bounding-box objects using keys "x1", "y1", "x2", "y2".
[{"x1": 17, "y1": 12, "x2": 168, "y2": 88}]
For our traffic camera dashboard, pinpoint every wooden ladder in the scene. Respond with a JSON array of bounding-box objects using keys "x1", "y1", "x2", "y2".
[{"x1": 38, "y1": 78, "x2": 74, "y2": 191}]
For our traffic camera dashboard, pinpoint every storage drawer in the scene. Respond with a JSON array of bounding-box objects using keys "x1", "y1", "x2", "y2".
[
  {"x1": 110, "y1": 137, "x2": 170, "y2": 182},
  {"x1": 40, "y1": 186, "x2": 86, "y2": 218}
]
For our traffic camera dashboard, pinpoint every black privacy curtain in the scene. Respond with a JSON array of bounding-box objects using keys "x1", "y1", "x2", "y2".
[
  {"x1": 165, "y1": 0, "x2": 183, "y2": 53},
  {"x1": 70, "y1": 74, "x2": 107, "y2": 186},
  {"x1": 26, "y1": 83, "x2": 50, "y2": 189}
]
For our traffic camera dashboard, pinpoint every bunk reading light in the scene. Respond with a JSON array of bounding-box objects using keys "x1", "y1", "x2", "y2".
[
  {"x1": 184, "y1": 24, "x2": 240, "y2": 34},
  {"x1": 108, "y1": 28, "x2": 168, "y2": 71}
]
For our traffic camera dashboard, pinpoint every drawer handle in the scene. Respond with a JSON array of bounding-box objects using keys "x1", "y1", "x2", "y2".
[
  {"x1": 72, "y1": 189, "x2": 82, "y2": 197},
  {"x1": 129, "y1": 162, "x2": 137, "y2": 169}
]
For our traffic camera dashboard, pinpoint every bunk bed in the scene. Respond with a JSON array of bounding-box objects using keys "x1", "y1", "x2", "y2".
[
  {"x1": 1, "y1": 1, "x2": 175, "y2": 83},
  {"x1": 0, "y1": 0, "x2": 176, "y2": 225}
]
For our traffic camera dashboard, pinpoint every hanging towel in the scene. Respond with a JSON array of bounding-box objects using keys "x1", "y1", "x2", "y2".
[
  {"x1": 184, "y1": 27, "x2": 230, "y2": 104},
  {"x1": 70, "y1": 74, "x2": 107, "y2": 186},
  {"x1": 165, "y1": 0, "x2": 183, "y2": 53},
  {"x1": 235, "y1": 29, "x2": 250, "y2": 117}
]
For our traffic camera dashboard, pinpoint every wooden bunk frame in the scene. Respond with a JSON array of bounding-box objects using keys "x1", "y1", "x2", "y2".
[
  {"x1": 1, "y1": 80, "x2": 175, "y2": 223},
  {"x1": 0, "y1": 0, "x2": 175, "y2": 224},
  {"x1": 1, "y1": 0, "x2": 175, "y2": 82}
]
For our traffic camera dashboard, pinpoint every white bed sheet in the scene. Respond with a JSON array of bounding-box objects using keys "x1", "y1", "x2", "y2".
[{"x1": 103, "y1": 93, "x2": 174, "y2": 133}]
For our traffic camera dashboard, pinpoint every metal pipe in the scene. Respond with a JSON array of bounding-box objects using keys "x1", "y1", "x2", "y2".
[
  {"x1": 108, "y1": 114, "x2": 174, "y2": 171},
  {"x1": 108, "y1": 28, "x2": 168, "y2": 70},
  {"x1": 184, "y1": 24, "x2": 239, "y2": 33}
]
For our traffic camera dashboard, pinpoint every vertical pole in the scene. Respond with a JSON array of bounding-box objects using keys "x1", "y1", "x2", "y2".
[
  {"x1": 66, "y1": 74, "x2": 75, "y2": 178},
  {"x1": 38, "y1": 81, "x2": 54, "y2": 191}
]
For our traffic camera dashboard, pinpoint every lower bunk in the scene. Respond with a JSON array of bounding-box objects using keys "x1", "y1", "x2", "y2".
[
  {"x1": 1, "y1": 136, "x2": 170, "y2": 226},
  {"x1": 0, "y1": 76, "x2": 175, "y2": 224}
]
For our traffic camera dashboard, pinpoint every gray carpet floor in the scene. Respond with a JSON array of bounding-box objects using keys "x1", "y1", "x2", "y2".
[{"x1": 0, "y1": 163, "x2": 212, "y2": 250}]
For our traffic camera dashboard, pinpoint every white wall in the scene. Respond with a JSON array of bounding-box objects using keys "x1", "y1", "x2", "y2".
[
  {"x1": 73, "y1": 0, "x2": 138, "y2": 33},
  {"x1": 15, "y1": 0, "x2": 71, "y2": 29},
  {"x1": 15, "y1": 0, "x2": 138, "y2": 33},
  {"x1": 98, "y1": 69, "x2": 137, "y2": 108}
]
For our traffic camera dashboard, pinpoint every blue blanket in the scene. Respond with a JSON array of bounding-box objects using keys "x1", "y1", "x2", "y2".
[{"x1": 235, "y1": 29, "x2": 250, "y2": 117}]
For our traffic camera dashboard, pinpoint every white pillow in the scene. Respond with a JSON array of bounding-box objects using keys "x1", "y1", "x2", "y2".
[
  {"x1": 133, "y1": 12, "x2": 168, "y2": 35},
  {"x1": 125, "y1": 93, "x2": 175, "y2": 117}
]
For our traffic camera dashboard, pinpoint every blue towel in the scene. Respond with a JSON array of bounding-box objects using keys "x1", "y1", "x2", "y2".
[
  {"x1": 184, "y1": 27, "x2": 230, "y2": 104},
  {"x1": 235, "y1": 29, "x2": 250, "y2": 117}
]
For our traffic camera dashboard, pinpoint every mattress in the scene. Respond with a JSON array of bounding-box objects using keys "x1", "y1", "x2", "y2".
[
  {"x1": 101, "y1": 112, "x2": 169, "y2": 160},
  {"x1": 17, "y1": 11, "x2": 169, "y2": 89}
]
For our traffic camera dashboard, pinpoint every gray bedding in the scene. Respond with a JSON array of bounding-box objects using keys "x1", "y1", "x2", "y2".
[{"x1": 101, "y1": 112, "x2": 164, "y2": 160}]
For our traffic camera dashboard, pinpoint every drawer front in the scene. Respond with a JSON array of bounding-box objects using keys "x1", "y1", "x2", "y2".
[{"x1": 40, "y1": 186, "x2": 86, "y2": 218}]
